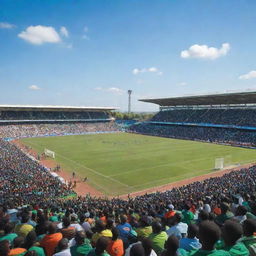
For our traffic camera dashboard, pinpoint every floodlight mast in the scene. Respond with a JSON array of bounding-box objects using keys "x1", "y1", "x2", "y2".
[{"x1": 128, "y1": 90, "x2": 132, "y2": 113}]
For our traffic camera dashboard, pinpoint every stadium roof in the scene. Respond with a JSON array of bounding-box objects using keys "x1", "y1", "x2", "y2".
[
  {"x1": 139, "y1": 91, "x2": 256, "y2": 106},
  {"x1": 0, "y1": 105, "x2": 117, "y2": 112}
]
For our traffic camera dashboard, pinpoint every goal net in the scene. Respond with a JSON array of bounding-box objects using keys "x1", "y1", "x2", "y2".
[
  {"x1": 44, "y1": 149, "x2": 55, "y2": 159},
  {"x1": 215, "y1": 158, "x2": 224, "y2": 170}
]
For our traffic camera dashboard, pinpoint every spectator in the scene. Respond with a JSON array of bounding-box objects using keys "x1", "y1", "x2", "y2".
[
  {"x1": 148, "y1": 221, "x2": 168, "y2": 255},
  {"x1": 161, "y1": 235, "x2": 187, "y2": 256},
  {"x1": 189, "y1": 221, "x2": 230, "y2": 256},
  {"x1": 179, "y1": 224, "x2": 201, "y2": 251},
  {"x1": 116, "y1": 215, "x2": 132, "y2": 247},
  {"x1": 136, "y1": 216, "x2": 152, "y2": 240},
  {"x1": 53, "y1": 238, "x2": 71, "y2": 256},
  {"x1": 24, "y1": 231, "x2": 45, "y2": 256},
  {"x1": 40, "y1": 223, "x2": 63, "y2": 256},
  {"x1": 88, "y1": 236, "x2": 110, "y2": 256},
  {"x1": 181, "y1": 204, "x2": 194, "y2": 225},
  {"x1": 70, "y1": 231, "x2": 92, "y2": 256},
  {"x1": 14, "y1": 213, "x2": 34, "y2": 238},
  {"x1": 240, "y1": 219, "x2": 256, "y2": 252},
  {"x1": 107, "y1": 227, "x2": 124, "y2": 256},
  {"x1": 166, "y1": 214, "x2": 188, "y2": 240},
  {"x1": 221, "y1": 220, "x2": 249, "y2": 256},
  {"x1": 9, "y1": 236, "x2": 27, "y2": 256},
  {"x1": 215, "y1": 203, "x2": 234, "y2": 226},
  {"x1": 0, "y1": 222, "x2": 18, "y2": 245}
]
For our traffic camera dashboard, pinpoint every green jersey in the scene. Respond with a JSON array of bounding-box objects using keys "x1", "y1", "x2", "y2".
[
  {"x1": 189, "y1": 249, "x2": 230, "y2": 256},
  {"x1": 71, "y1": 239, "x2": 92, "y2": 256},
  {"x1": 223, "y1": 242, "x2": 249, "y2": 256}
]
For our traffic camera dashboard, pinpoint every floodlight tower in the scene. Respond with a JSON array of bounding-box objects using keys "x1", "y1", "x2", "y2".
[{"x1": 128, "y1": 90, "x2": 132, "y2": 113}]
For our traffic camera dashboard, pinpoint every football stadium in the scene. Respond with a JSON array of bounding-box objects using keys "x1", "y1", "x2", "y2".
[
  {"x1": 1, "y1": 90, "x2": 256, "y2": 255},
  {"x1": 2, "y1": 1, "x2": 256, "y2": 256}
]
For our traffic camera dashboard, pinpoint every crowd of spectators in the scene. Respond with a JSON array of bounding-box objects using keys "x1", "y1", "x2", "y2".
[
  {"x1": 129, "y1": 123, "x2": 256, "y2": 147},
  {"x1": 152, "y1": 108, "x2": 256, "y2": 127},
  {"x1": 1, "y1": 129, "x2": 256, "y2": 255},
  {"x1": 0, "y1": 139, "x2": 74, "y2": 208},
  {"x1": 0, "y1": 122, "x2": 119, "y2": 139},
  {"x1": 1, "y1": 109, "x2": 256, "y2": 255},
  {"x1": 0, "y1": 111, "x2": 110, "y2": 121}
]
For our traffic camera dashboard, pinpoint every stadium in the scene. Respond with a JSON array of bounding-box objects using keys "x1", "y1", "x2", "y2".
[{"x1": 2, "y1": 90, "x2": 256, "y2": 255}]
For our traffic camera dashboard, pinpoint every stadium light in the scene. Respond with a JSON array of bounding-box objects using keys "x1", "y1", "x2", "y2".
[{"x1": 128, "y1": 90, "x2": 132, "y2": 113}]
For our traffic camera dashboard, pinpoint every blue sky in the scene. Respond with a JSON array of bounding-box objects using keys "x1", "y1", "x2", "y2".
[{"x1": 1, "y1": 0, "x2": 256, "y2": 112}]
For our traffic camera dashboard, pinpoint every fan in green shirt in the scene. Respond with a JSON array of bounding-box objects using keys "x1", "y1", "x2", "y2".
[
  {"x1": 28, "y1": 246, "x2": 46, "y2": 256},
  {"x1": 189, "y1": 221, "x2": 230, "y2": 256},
  {"x1": 87, "y1": 237, "x2": 110, "y2": 256},
  {"x1": 182, "y1": 205, "x2": 194, "y2": 225},
  {"x1": 0, "y1": 222, "x2": 17, "y2": 246},
  {"x1": 148, "y1": 221, "x2": 168, "y2": 255},
  {"x1": 71, "y1": 231, "x2": 92, "y2": 256},
  {"x1": 220, "y1": 220, "x2": 249, "y2": 256},
  {"x1": 240, "y1": 219, "x2": 256, "y2": 255}
]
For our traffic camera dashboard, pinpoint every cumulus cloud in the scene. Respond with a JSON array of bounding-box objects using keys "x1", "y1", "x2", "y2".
[
  {"x1": 181, "y1": 43, "x2": 230, "y2": 60},
  {"x1": 28, "y1": 85, "x2": 41, "y2": 90},
  {"x1": 60, "y1": 26, "x2": 69, "y2": 37},
  {"x1": 18, "y1": 25, "x2": 61, "y2": 45},
  {"x1": 132, "y1": 67, "x2": 163, "y2": 75},
  {"x1": 95, "y1": 87, "x2": 124, "y2": 95},
  {"x1": 239, "y1": 70, "x2": 256, "y2": 80},
  {"x1": 0, "y1": 22, "x2": 15, "y2": 29}
]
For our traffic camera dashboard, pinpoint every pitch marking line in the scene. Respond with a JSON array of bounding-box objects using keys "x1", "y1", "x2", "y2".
[
  {"x1": 24, "y1": 140, "x2": 131, "y2": 189},
  {"x1": 109, "y1": 156, "x2": 214, "y2": 178}
]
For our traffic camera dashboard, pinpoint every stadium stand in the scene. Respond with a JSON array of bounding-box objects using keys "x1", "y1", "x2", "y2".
[
  {"x1": 1, "y1": 99, "x2": 256, "y2": 256},
  {"x1": 129, "y1": 91, "x2": 256, "y2": 147},
  {"x1": 0, "y1": 105, "x2": 115, "y2": 125}
]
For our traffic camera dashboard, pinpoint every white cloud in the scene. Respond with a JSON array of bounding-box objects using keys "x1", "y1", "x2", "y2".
[
  {"x1": 239, "y1": 70, "x2": 256, "y2": 80},
  {"x1": 179, "y1": 82, "x2": 187, "y2": 86},
  {"x1": 0, "y1": 22, "x2": 15, "y2": 29},
  {"x1": 95, "y1": 87, "x2": 124, "y2": 95},
  {"x1": 132, "y1": 67, "x2": 163, "y2": 75},
  {"x1": 60, "y1": 26, "x2": 69, "y2": 37},
  {"x1": 181, "y1": 43, "x2": 230, "y2": 60},
  {"x1": 28, "y1": 85, "x2": 41, "y2": 90},
  {"x1": 18, "y1": 25, "x2": 61, "y2": 45}
]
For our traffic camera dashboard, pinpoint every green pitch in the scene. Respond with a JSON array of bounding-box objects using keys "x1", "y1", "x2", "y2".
[{"x1": 20, "y1": 133, "x2": 256, "y2": 196}]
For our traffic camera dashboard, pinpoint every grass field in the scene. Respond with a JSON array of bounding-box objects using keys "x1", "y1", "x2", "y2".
[{"x1": 20, "y1": 133, "x2": 256, "y2": 196}]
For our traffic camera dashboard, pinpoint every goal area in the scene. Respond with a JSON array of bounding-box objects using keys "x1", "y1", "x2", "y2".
[
  {"x1": 215, "y1": 158, "x2": 224, "y2": 169},
  {"x1": 44, "y1": 148, "x2": 55, "y2": 158},
  {"x1": 214, "y1": 155, "x2": 232, "y2": 170}
]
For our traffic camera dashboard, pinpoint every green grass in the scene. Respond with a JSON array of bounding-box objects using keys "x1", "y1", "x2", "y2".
[{"x1": 20, "y1": 133, "x2": 256, "y2": 196}]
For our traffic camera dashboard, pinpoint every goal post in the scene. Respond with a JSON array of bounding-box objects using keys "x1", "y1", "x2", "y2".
[
  {"x1": 215, "y1": 158, "x2": 224, "y2": 170},
  {"x1": 44, "y1": 148, "x2": 55, "y2": 159}
]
